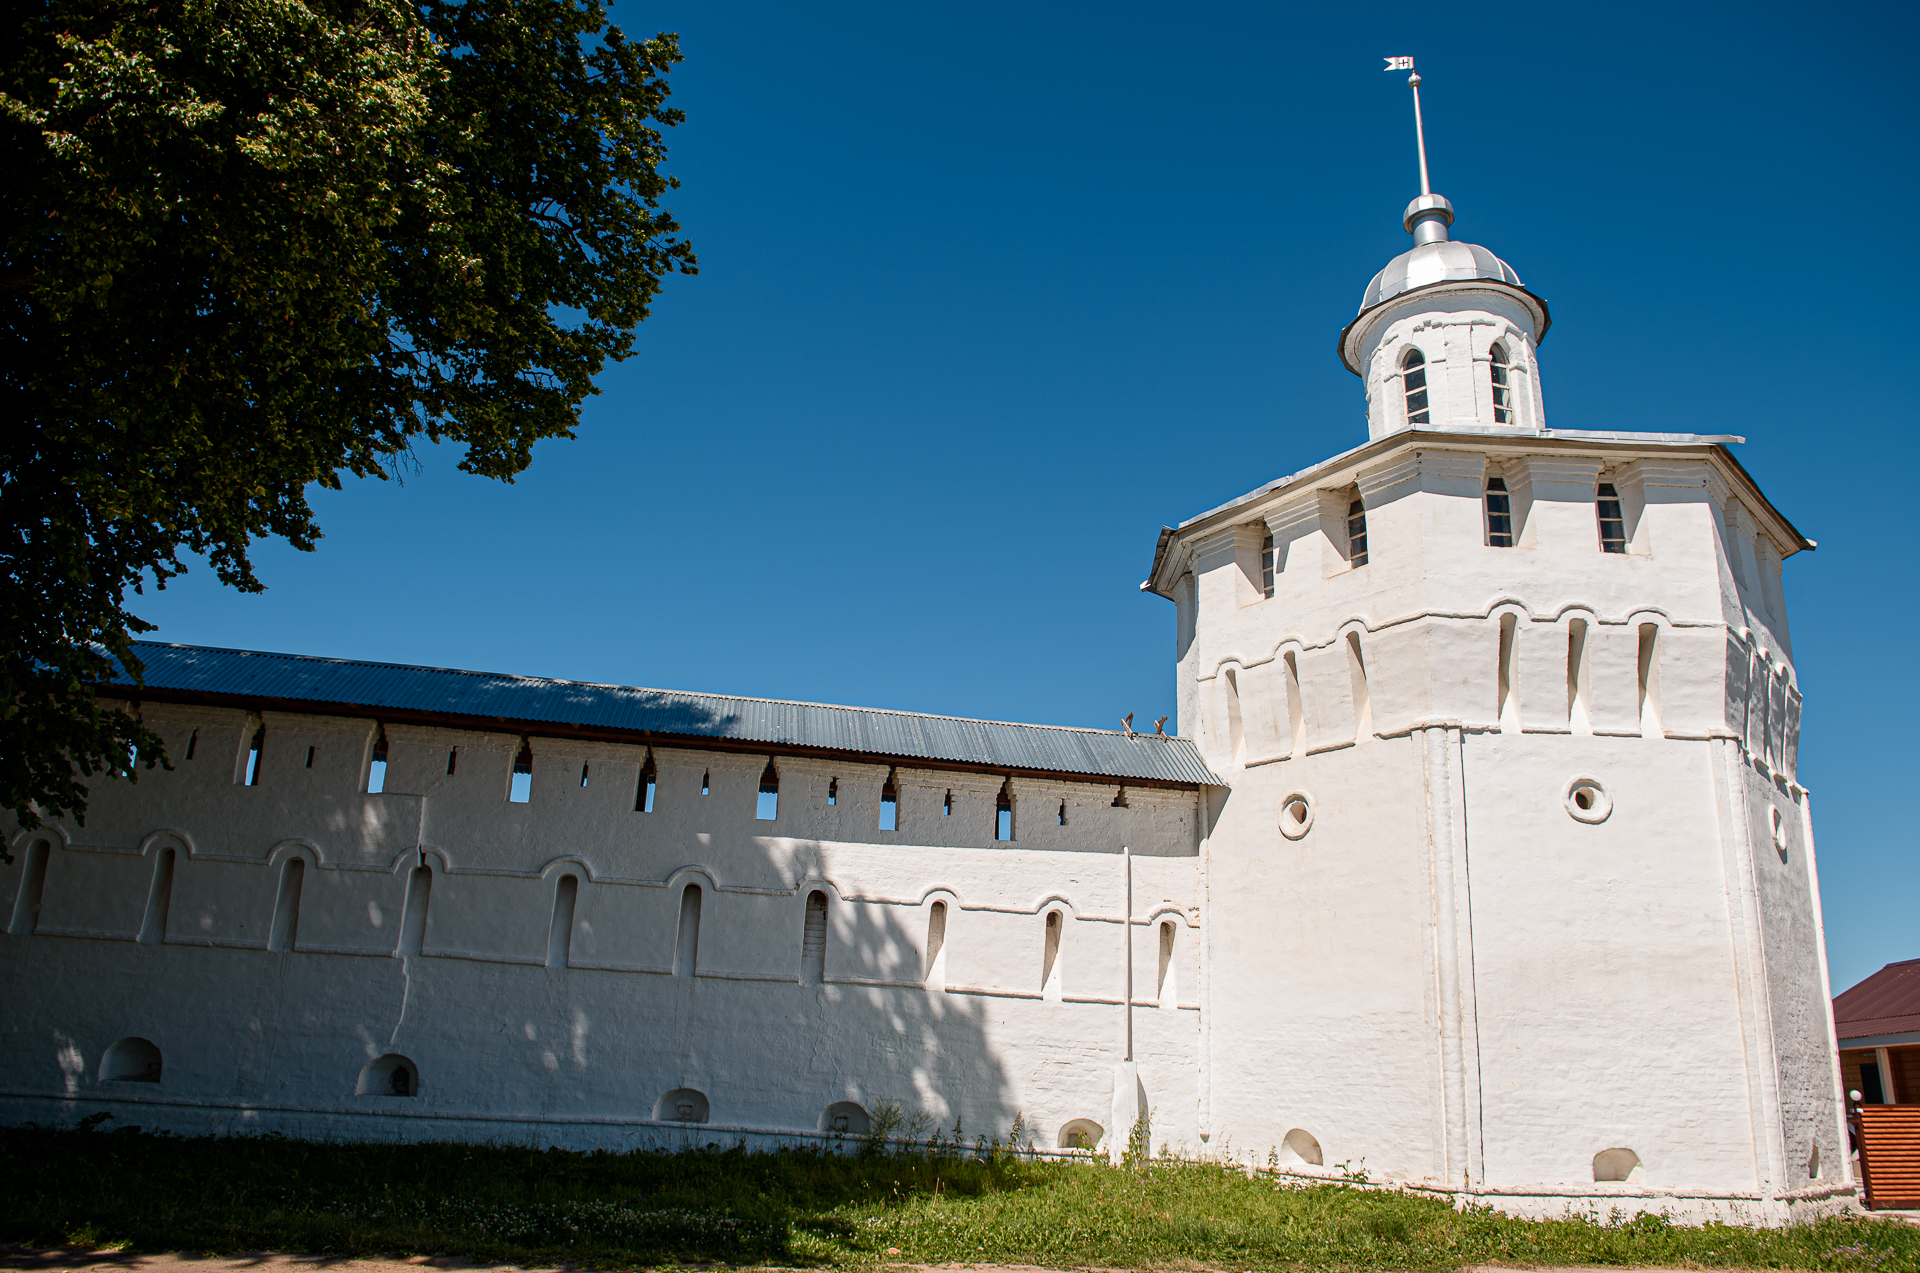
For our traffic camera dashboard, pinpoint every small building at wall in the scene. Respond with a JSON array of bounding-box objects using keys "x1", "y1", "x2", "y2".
[
  {"x1": 1837, "y1": 959, "x2": 1920, "y2": 1106},
  {"x1": 0, "y1": 172, "x2": 1852, "y2": 1223}
]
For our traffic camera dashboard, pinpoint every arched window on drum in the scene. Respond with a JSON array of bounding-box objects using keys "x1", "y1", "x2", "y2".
[
  {"x1": 1490, "y1": 342, "x2": 1514, "y2": 424},
  {"x1": 1402, "y1": 348, "x2": 1430, "y2": 425}
]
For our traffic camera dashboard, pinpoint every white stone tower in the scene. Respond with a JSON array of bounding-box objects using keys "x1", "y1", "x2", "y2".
[{"x1": 1143, "y1": 69, "x2": 1849, "y2": 1220}]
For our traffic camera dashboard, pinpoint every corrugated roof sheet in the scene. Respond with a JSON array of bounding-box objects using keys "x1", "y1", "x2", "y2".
[
  {"x1": 110, "y1": 642, "x2": 1222, "y2": 787},
  {"x1": 1835, "y1": 958, "x2": 1920, "y2": 1041}
]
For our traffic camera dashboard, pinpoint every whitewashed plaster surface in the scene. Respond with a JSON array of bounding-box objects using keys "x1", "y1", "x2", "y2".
[{"x1": 0, "y1": 261, "x2": 1847, "y2": 1226}]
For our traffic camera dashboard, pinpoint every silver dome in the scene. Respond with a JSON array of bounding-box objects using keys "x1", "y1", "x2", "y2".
[{"x1": 1359, "y1": 240, "x2": 1523, "y2": 312}]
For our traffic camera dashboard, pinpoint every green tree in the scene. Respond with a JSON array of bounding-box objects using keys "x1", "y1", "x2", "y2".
[{"x1": 1, "y1": 0, "x2": 696, "y2": 837}]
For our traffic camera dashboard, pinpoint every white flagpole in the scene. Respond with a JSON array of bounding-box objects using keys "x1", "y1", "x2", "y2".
[
  {"x1": 1409, "y1": 70, "x2": 1431, "y2": 196},
  {"x1": 1124, "y1": 843, "x2": 1134, "y2": 1063}
]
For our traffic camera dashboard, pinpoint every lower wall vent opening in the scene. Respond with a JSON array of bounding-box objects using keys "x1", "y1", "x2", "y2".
[
  {"x1": 655, "y1": 1088, "x2": 709, "y2": 1123},
  {"x1": 823, "y1": 1101, "x2": 871, "y2": 1135},
  {"x1": 99, "y1": 1037, "x2": 162, "y2": 1084},
  {"x1": 1592, "y1": 1147, "x2": 1642, "y2": 1182},
  {"x1": 1058, "y1": 1118, "x2": 1104, "y2": 1151},
  {"x1": 356, "y1": 1053, "x2": 418, "y2": 1097},
  {"x1": 1280, "y1": 1127, "x2": 1323, "y2": 1166}
]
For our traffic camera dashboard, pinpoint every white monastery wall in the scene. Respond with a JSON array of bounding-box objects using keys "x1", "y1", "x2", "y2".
[{"x1": 0, "y1": 702, "x2": 1202, "y2": 1155}]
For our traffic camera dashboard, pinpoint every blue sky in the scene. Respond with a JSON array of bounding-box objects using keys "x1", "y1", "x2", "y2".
[{"x1": 137, "y1": 1, "x2": 1917, "y2": 991}]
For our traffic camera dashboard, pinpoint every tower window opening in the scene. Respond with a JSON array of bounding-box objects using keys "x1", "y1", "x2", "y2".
[
  {"x1": 243, "y1": 725, "x2": 265, "y2": 786},
  {"x1": 1157, "y1": 920, "x2": 1177, "y2": 1003},
  {"x1": 446, "y1": 748, "x2": 458, "y2": 775},
  {"x1": 367, "y1": 729, "x2": 388, "y2": 794},
  {"x1": 139, "y1": 847, "x2": 176, "y2": 944},
  {"x1": 305, "y1": 745, "x2": 316, "y2": 769},
  {"x1": 1497, "y1": 613, "x2": 1521, "y2": 731},
  {"x1": 1485, "y1": 477, "x2": 1513, "y2": 547},
  {"x1": 1490, "y1": 342, "x2": 1513, "y2": 423},
  {"x1": 880, "y1": 770, "x2": 898, "y2": 831},
  {"x1": 801, "y1": 889, "x2": 827, "y2": 984},
  {"x1": 1112, "y1": 785, "x2": 1129, "y2": 808},
  {"x1": 1347, "y1": 498, "x2": 1369, "y2": 567},
  {"x1": 579, "y1": 762, "x2": 590, "y2": 788},
  {"x1": 1260, "y1": 532, "x2": 1275, "y2": 598},
  {"x1": 635, "y1": 751, "x2": 657, "y2": 812},
  {"x1": 942, "y1": 789, "x2": 952, "y2": 816},
  {"x1": 1042, "y1": 909, "x2": 1062, "y2": 992},
  {"x1": 827, "y1": 777, "x2": 838, "y2": 806},
  {"x1": 1058, "y1": 800, "x2": 1067, "y2": 826},
  {"x1": 756, "y1": 759, "x2": 779, "y2": 820},
  {"x1": 185, "y1": 729, "x2": 197, "y2": 760},
  {"x1": 1597, "y1": 482, "x2": 1628, "y2": 553},
  {"x1": 509, "y1": 740, "x2": 534, "y2": 803},
  {"x1": 268, "y1": 856, "x2": 305, "y2": 953},
  {"x1": 1402, "y1": 348, "x2": 1430, "y2": 425},
  {"x1": 995, "y1": 781, "x2": 1014, "y2": 842},
  {"x1": 1637, "y1": 623, "x2": 1663, "y2": 737},
  {"x1": 700, "y1": 769, "x2": 710, "y2": 796},
  {"x1": 9, "y1": 838, "x2": 51, "y2": 935},
  {"x1": 924, "y1": 900, "x2": 948, "y2": 983}
]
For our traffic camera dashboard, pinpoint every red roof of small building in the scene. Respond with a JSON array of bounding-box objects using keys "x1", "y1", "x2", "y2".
[{"x1": 1834, "y1": 958, "x2": 1920, "y2": 1041}]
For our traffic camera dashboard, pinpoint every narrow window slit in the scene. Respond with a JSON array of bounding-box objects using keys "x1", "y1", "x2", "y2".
[
  {"x1": 995, "y1": 780, "x2": 1014, "y2": 841},
  {"x1": 243, "y1": 725, "x2": 265, "y2": 786},
  {"x1": 1111, "y1": 785, "x2": 1129, "y2": 808},
  {"x1": 367, "y1": 728, "x2": 388, "y2": 793},
  {"x1": 305, "y1": 745, "x2": 316, "y2": 769},
  {"x1": 269, "y1": 857, "x2": 305, "y2": 953},
  {"x1": 185, "y1": 729, "x2": 197, "y2": 760},
  {"x1": 636, "y1": 751, "x2": 657, "y2": 812},
  {"x1": 923, "y1": 900, "x2": 947, "y2": 984},
  {"x1": 579, "y1": 763, "x2": 590, "y2": 789},
  {"x1": 1057, "y1": 800, "x2": 1067, "y2": 826},
  {"x1": 700, "y1": 770, "x2": 710, "y2": 796},
  {"x1": 801, "y1": 890, "x2": 828, "y2": 984},
  {"x1": 1637, "y1": 623, "x2": 1663, "y2": 736},
  {"x1": 879, "y1": 769, "x2": 898, "y2": 831},
  {"x1": 827, "y1": 777, "x2": 837, "y2": 806},
  {"x1": 1348, "y1": 498, "x2": 1369, "y2": 567},
  {"x1": 942, "y1": 789, "x2": 952, "y2": 816},
  {"x1": 446, "y1": 748, "x2": 458, "y2": 776},
  {"x1": 1260, "y1": 532, "x2": 1275, "y2": 598},
  {"x1": 546, "y1": 874, "x2": 578, "y2": 969},
  {"x1": 756, "y1": 758, "x2": 779, "y2": 820},
  {"x1": 509, "y1": 740, "x2": 533, "y2": 803}
]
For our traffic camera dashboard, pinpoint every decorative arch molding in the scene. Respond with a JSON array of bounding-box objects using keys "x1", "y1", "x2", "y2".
[
  {"x1": 9, "y1": 824, "x2": 71, "y2": 855},
  {"x1": 384, "y1": 846, "x2": 451, "y2": 876},
  {"x1": 914, "y1": 885, "x2": 962, "y2": 909},
  {"x1": 1026, "y1": 893, "x2": 1079, "y2": 921},
  {"x1": 1143, "y1": 903, "x2": 1195, "y2": 929},
  {"x1": 791, "y1": 877, "x2": 845, "y2": 905},
  {"x1": 662, "y1": 864, "x2": 722, "y2": 896},
  {"x1": 265, "y1": 839, "x2": 325, "y2": 869},
  {"x1": 537, "y1": 855, "x2": 598, "y2": 884},
  {"x1": 135, "y1": 829, "x2": 194, "y2": 860}
]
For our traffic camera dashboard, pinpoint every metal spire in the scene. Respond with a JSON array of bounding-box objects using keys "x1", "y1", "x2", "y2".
[{"x1": 1385, "y1": 56, "x2": 1454, "y2": 245}]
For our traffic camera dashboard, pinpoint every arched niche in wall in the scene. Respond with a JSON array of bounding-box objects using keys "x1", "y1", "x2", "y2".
[
  {"x1": 655, "y1": 1088, "x2": 709, "y2": 1123},
  {"x1": 99, "y1": 1037, "x2": 162, "y2": 1084},
  {"x1": 1592, "y1": 1147, "x2": 1642, "y2": 1182},
  {"x1": 821, "y1": 1101, "x2": 871, "y2": 1135},
  {"x1": 1058, "y1": 1118, "x2": 1104, "y2": 1151},
  {"x1": 356, "y1": 1054, "x2": 420, "y2": 1097},
  {"x1": 1279, "y1": 1127, "x2": 1323, "y2": 1166}
]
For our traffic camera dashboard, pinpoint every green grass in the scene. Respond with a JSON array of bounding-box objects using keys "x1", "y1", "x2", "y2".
[{"x1": 1, "y1": 1125, "x2": 1915, "y2": 1270}]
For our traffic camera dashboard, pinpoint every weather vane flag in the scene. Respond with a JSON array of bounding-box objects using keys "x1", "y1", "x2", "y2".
[{"x1": 1385, "y1": 55, "x2": 1431, "y2": 196}]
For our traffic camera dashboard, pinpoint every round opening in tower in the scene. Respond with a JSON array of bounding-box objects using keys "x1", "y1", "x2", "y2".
[
  {"x1": 1278, "y1": 792, "x2": 1315, "y2": 840},
  {"x1": 1564, "y1": 778, "x2": 1612, "y2": 824}
]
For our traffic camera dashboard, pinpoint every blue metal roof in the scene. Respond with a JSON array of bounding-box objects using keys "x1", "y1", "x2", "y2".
[{"x1": 112, "y1": 643, "x2": 1221, "y2": 787}]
